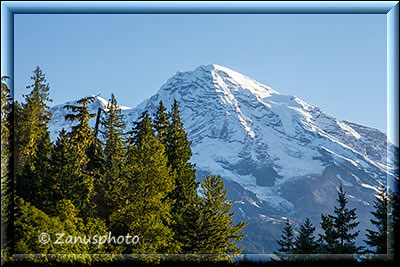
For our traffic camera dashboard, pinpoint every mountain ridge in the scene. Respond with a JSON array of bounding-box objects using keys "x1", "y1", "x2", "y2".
[{"x1": 48, "y1": 64, "x2": 398, "y2": 254}]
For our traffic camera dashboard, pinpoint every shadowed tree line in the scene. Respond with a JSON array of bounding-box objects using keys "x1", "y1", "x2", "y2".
[{"x1": 274, "y1": 184, "x2": 399, "y2": 262}]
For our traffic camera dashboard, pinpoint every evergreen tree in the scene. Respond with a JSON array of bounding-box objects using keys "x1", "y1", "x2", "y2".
[
  {"x1": 364, "y1": 185, "x2": 388, "y2": 254},
  {"x1": 1, "y1": 76, "x2": 12, "y2": 259},
  {"x1": 182, "y1": 175, "x2": 247, "y2": 261},
  {"x1": 100, "y1": 93, "x2": 127, "y2": 220},
  {"x1": 86, "y1": 131, "x2": 105, "y2": 218},
  {"x1": 388, "y1": 189, "x2": 400, "y2": 260},
  {"x1": 63, "y1": 96, "x2": 97, "y2": 215},
  {"x1": 16, "y1": 131, "x2": 53, "y2": 210},
  {"x1": 14, "y1": 66, "x2": 53, "y2": 211},
  {"x1": 110, "y1": 111, "x2": 178, "y2": 258},
  {"x1": 318, "y1": 185, "x2": 362, "y2": 255},
  {"x1": 179, "y1": 192, "x2": 204, "y2": 255},
  {"x1": 275, "y1": 219, "x2": 295, "y2": 261},
  {"x1": 317, "y1": 213, "x2": 337, "y2": 253},
  {"x1": 164, "y1": 100, "x2": 199, "y2": 247},
  {"x1": 293, "y1": 218, "x2": 317, "y2": 260},
  {"x1": 45, "y1": 129, "x2": 83, "y2": 215},
  {"x1": 15, "y1": 66, "x2": 52, "y2": 173},
  {"x1": 153, "y1": 100, "x2": 169, "y2": 145}
]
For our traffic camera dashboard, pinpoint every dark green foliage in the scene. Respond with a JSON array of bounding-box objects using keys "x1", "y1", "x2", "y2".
[
  {"x1": 275, "y1": 219, "x2": 295, "y2": 260},
  {"x1": 181, "y1": 175, "x2": 247, "y2": 261},
  {"x1": 293, "y1": 218, "x2": 317, "y2": 260},
  {"x1": 9, "y1": 69, "x2": 248, "y2": 264},
  {"x1": 153, "y1": 100, "x2": 169, "y2": 145},
  {"x1": 16, "y1": 131, "x2": 53, "y2": 211},
  {"x1": 100, "y1": 93, "x2": 127, "y2": 220},
  {"x1": 164, "y1": 100, "x2": 199, "y2": 247},
  {"x1": 45, "y1": 129, "x2": 84, "y2": 215},
  {"x1": 110, "y1": 111, "x2": 179, "y2": 258},
  {"x1": 318, "y1": 185, "x2": 362, "y2": 255},
  {"x1": 86, "y1": 134, "x2": 105, "y2": 218},
  {"x1": 166, "y1": 101, "x2": 198, "y2": 212},
  {"x1": 389, "y1": 190, "x2": 400, "y2": 260},
  {"x1": 364, "y1": 185, "x2": 388, "y2": 254}
]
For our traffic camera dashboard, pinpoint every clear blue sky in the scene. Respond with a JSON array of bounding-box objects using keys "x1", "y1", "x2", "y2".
[{"x1": 14, "y1": 14, "x2": 389, "y2": 141}]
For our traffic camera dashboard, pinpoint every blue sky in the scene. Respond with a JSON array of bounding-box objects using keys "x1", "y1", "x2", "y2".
[{"x1": 14, "y1": 14, "x2": 389, "y2": 141}]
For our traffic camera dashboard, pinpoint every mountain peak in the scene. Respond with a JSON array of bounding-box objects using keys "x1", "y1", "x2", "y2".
[{"x1": 160, "y1": 64, "x2": 279, "y2": 103}]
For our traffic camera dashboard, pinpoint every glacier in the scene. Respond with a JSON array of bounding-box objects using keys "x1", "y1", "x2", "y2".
[{"x1": 48, "y1": 64, "x2": 398, "y2": 254}]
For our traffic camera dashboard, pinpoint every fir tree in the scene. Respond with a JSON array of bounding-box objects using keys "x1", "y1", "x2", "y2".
[
  {"x1": 63, "y1": 96, "x2": 97, "y2": 215},
  {"x1": 275, "y1": 219, "x2": 295, "y2": 261},
  {"x1": 14, "y1": 66, "x2": 53, "y2": 210},
  {"x1": 164, "y1": 100, "x2": 199, "y2": 247},
  {"x1": 183, "y1": 175, "x2": 247, "y2": 261},
  {"x1": 45, "y1": 129, "x2": 83, "y2": 215},
  {"x1": 318, "y1": 185, "x2": 363, "y2": 255},
  {"x1": 15, "y1": 66, "x2": 52, "y2": 173},
  {"x1": 16, "y1": 131, "x2": 53, "y2": 210},
  {"x1": 64, "y1": 96, "x2": 96, "y2": 164},
  {"x1": 293, "y1": 218, "x2": 317, "y2": 260},
  {"x1": 364, "y1": 185, "x2": 388, "y2": 254},
  {"x1": 388, "y1": 189, "x2": 400, "y2": 260},
  {"x1": 100, "y1": 93, "x2": 127, "y2": 220},
  {"x1": 317, "y1": 213, "x2": 337, "y2": 253},
  {"x1": 153, "y1": 100, "x2": 169, "y2": 145},
  {"x1": 110, "y1": 111, "x2": 179, "y2": 258}
]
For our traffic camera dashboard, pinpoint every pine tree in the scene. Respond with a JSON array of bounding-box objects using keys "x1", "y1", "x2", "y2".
[
  {"x1": 293, "y1": 218, "x2": 317, "y2": 260},
  {"x1": 183, "y1": 175, "x2": 247, "y2": 261},
  {"x1": 100, "y1": 93, "x2": 127, "y2": 220},
  {"x1": 15, "y1": 66, "x2": 52, "y2": 173},
  {"x1": 110, "y1": 111, "x2": 179, "y2": 258},
  {"x1": 364, "y1": 185, "x2": 388, "y2": 254},
  {"x1": 275, "y1": 219, "x2": 295, "y2": 261},
  {"x1": 318, "y1": 185, "x2": 362, "y2": 255}
]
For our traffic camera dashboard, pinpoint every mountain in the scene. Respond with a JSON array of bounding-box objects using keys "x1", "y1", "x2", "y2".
[{"x1": 48, "y1": 64, "x2": 399, "y2": 255}]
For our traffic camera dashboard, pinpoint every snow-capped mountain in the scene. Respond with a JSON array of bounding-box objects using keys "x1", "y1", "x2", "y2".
[{"x1": 48, "y1": 64, "x2": 398, "y2": 254}]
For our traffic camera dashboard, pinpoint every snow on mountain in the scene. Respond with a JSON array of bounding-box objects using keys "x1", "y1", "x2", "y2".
[
  {"x1": 49, "y1": 95, "x2": 132, "y2": 140},
  {"x1": 48, "y1": 64, "x2": 398, "y2": 254}
]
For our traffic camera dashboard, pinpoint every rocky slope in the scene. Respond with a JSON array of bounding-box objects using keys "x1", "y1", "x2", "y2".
[{"x1": 49, "y1": 64, "x2": 398, "y2": 255}]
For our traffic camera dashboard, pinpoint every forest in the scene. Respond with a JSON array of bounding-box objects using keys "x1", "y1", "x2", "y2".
[{"x1": 1, "y1": 66, "x2": 247, "y2": 264}]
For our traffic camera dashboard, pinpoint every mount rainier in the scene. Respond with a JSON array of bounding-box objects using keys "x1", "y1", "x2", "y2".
[{"x1": 49, "y1": 64, "x2": 398, "y2": 254}]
